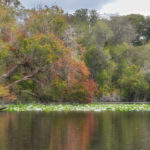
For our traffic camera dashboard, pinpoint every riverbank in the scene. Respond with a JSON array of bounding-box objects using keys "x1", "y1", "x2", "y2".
[{"x1": 2, "y1": 103, "x2": 150, "y2": 112}]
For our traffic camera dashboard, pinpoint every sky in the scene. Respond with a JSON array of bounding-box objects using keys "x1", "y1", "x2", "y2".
[
  {"x1": 20, "y1": 0, "x2": 150, "y2": 16},
  {"x1": 100, "y1": 0, "x2": 150, "y2": 16}
]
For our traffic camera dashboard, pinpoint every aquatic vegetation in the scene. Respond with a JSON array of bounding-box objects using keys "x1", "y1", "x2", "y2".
[{"x1": 3, "y1": 103, "x2": 150, "y2": 112}]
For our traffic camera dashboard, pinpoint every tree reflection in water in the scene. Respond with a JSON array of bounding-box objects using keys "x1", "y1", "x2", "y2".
[
  {"x1": 0, "y1": 112, "x2": 98, "y2": 150},
  {"x1": 0, "y1": 112, "x2": 150, "y2": 150}
]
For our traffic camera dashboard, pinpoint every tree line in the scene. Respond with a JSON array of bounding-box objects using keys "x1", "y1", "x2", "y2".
[{"x1": 1, "y1": 1, "x2": 150, "y2": 102}]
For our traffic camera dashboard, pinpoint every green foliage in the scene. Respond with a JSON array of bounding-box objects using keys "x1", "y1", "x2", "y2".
[
  {"x1": 48, "y1": 77, "x2": 68, "y2": 101},
  {"x1": 84, "y1": 40, "x2": 150, "y2": 101},
  {"x1": 91, "y1": 20, "x2": 113, "y2": 47},
  {"x1": 117, "y1": 65, "x2": 148, "y2": 100}
]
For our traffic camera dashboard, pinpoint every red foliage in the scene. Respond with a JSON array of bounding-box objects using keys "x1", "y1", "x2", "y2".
[{"x1": 52, "y1": 48, "x2": 98, "y2": 102}]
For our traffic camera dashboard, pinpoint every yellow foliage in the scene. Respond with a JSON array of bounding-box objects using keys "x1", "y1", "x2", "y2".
[{"x1": 0, "y1": 85, "x2": 16, "y2": 100}]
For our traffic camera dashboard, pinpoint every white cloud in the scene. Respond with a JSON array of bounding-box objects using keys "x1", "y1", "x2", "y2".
[{"x1": 100, "y1": 0, "x2": 150, "y2": 16}]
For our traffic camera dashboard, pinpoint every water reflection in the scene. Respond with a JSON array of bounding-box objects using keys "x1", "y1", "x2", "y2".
[{"x1": 0, "y1": 111, "x2": 150, "y2": 150}]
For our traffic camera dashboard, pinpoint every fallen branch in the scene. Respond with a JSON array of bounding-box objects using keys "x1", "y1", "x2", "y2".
[
  {"x1": 0, "y1": 56, "x2": 34, "y2": 80},
  {"x1": 6, "y1": 69, "x2": 41, "y2": 88},
  {"x1": 1, "y1": 63, "x2": 23, "y2": 79}
]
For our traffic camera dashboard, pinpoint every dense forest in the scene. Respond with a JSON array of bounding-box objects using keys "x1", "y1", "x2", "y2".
[{"x1": 1, "y1": 0, "x2": 150, "y2": 103}]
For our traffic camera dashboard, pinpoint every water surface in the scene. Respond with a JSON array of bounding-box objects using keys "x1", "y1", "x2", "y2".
[{"x1": 0, "y1": 111, "x2": 150, "y2": 150}]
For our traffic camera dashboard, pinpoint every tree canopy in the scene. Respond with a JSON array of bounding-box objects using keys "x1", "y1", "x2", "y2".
[{"x1": 1, "y1": 2, "x2": 150, "y2": 103}]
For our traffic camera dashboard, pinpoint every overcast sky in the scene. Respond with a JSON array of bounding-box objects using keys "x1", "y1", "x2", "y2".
[{"x1": 20, "y1": 0, "x2": 150, "y2": 16}]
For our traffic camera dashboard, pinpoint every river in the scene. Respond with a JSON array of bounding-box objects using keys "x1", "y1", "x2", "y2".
[{"x1": 0, "y1": 111, "x2": 150, "y2": 150}]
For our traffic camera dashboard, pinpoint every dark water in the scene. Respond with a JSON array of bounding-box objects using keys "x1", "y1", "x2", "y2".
[{"x1": 0, "y1": 112, "x2": 150, "y2": 150}]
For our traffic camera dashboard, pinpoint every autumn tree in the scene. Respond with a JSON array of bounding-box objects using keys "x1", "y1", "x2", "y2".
[{"x1": 0, "y1": 31, "x2": 98, "y2": 102}]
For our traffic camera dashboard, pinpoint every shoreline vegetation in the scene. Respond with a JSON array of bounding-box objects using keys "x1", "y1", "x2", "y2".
[
  {"x1": 2, "y1": 103, "x2": 150, "y2": 112},
  {"x1": 1, "y1": 1, "x2": 150, "y2": 103}
]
